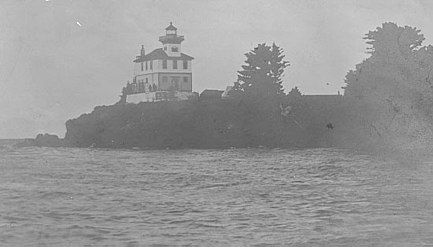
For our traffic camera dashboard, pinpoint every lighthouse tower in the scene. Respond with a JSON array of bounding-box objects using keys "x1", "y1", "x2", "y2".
[
  {"x1": 159, "y1": 22, "x2": 184, "y2": 57},
  {"x1": 124, "y1": 22, "x2": 195, "y2": 103}
]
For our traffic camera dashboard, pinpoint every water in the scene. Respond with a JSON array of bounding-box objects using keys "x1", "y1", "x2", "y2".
[{"x1": 1, "y1": 143, "x2": 433, "y2": 246}]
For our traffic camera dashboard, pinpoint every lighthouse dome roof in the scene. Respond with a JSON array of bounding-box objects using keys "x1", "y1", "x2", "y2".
[{"x1": 165, "y1": 22, "x2": 177, "y2": 31}]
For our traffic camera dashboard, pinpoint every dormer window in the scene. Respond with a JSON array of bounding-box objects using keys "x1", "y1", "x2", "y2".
[{"x1": 171, "y1": 47, "x2": 178, "y2": 52}]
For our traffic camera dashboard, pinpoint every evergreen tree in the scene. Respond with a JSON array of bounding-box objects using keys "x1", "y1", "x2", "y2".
[
  {"x1": 287, "y1": 86, "x2": 302, "y2": 98},
  {"x1": 235, "y1": 43, "x2": 289, "y2": 100},
  {"x1": 230, "y1": 43, "x2": 290, "y2": 146}
]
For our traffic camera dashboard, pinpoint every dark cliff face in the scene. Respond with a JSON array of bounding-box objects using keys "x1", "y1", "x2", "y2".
[{"x1": 62, "y1": 96, "x2": 347, "y2": 149}]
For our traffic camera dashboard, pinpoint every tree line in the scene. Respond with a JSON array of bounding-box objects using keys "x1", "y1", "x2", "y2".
[{"x1": 224, "y1": 22, "x2": 433, "y2": 151}]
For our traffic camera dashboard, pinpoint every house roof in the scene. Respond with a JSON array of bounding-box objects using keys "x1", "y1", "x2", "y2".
[
  {"x1": 133, "y1": 48, "x2": 194, "y2": 62},
  {"x1": 165, "y1": 22, "x2": 177, "y2": 31},
  {"x1": 303, "y1": 95, "x2": 342, "y2": 99},
  {"x1": 200, "y1": 89, "x2": 224, "y2": 97}
]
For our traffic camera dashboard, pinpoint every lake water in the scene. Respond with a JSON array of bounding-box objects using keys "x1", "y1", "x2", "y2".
[{"x1": 1, "y1": 143, "x2": 433, "y2": 246}]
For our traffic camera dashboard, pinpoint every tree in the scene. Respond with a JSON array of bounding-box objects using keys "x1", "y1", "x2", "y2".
[
  {"x1": 287, "y1": 86, "x2": 302, "y2": 98},
  {"x1": 235, "y1": 43, "x2": 289, "y2": 100},
  {"x1": 343, "y1": 22, "x2": 433, "y2": 150},
  {"x1": 229, "y1": 43, "x2": 290, "y2": 146},
  {"x1": 118, "y1": 87, "x2": 127, "y2": 104}
]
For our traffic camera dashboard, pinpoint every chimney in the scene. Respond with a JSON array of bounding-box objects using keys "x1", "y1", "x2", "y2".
[{"x1": 140, "y1": 45, "x2": 145, "y2": 58}]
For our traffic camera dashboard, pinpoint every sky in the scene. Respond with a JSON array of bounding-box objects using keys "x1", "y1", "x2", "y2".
[{"x1": 1, "y1": 0, "x2": 433, "y2": 138}]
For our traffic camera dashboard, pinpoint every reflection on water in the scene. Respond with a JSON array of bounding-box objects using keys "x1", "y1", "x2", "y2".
[{"x1": 1, "y1": 145, "x2": 433, "y2": 246}]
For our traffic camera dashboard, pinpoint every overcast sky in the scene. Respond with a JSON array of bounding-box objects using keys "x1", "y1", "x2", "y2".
[{"x1": 1, "y1": 0, "x2": 433, "y2": 138}]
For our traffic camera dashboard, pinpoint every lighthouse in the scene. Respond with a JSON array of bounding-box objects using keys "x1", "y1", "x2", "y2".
[{"x1": 124, "y1": 22, "x2": 195, "y2": 103}]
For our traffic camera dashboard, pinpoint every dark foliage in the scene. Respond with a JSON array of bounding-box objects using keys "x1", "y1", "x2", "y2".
[
  {"x1": 63, "y1": 97, "x2": 341, "y2": 149},
  {"x1": 342, "y1": 22, "x2": 433, "y2": 152},
  {"x1": 288, "y1": 86, "x2": 302, "y2": 98},
  {"x1": 234, "y1": 43, "x2": 289, "y2": 100}
]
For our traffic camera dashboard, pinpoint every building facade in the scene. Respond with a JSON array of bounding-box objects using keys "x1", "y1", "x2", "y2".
[{"x1": 125, "y1": 22, "x2": 194, "y2": 103}]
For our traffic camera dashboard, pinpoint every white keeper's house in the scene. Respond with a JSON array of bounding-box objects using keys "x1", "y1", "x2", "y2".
[{"x1": 123, "y1": 22, "x2": 195, "y2": 103}]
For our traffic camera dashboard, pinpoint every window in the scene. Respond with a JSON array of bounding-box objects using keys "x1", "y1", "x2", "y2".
[
  {"x1": 162, "y1": 76, "x2": 168, "y2": 83},
  {"x1": 183, "y1": 60, "x2": 188, "y2": 69},
  {"x1": 172, "y1": 77, "x2": 179, "y2": 90},
  {"x1": 162, "y1": 60, "x2": 167, "y2": 69},
  {"x1": 173, "y1": 60, "x2": 177, "y2": 69},
  {"x1": 145, "y1": 61, "x2": 148, "y2": 70},
  {"x1": 164, "y1": 46, "x2": 167, "y2": 51},
  {"x1": 141, "y1": 62, "x2": 143, "y2": 71},
  {"x1": 171, "y1": 47, "x2": 178, "y2": 52},
  {"x1": 150, "y1": 60, "x2": 153, "y2": 70},
  {"x1": 146, "y1": 78, "x2": 148, "y2": 83}
]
